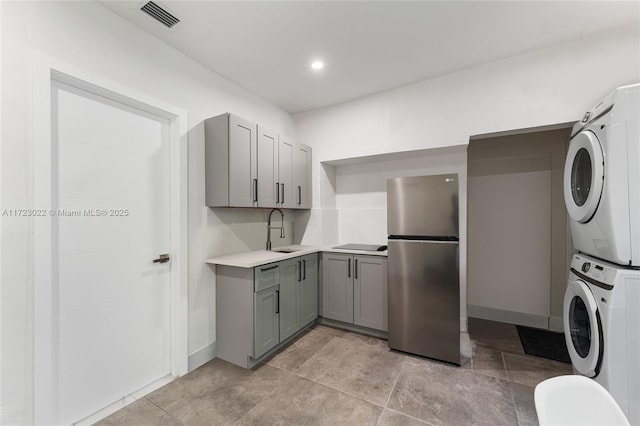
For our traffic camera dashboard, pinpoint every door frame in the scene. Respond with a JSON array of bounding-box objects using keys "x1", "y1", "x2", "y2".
[{"x1": 33, "y1": 56, "x2": 189, "y2": 424}]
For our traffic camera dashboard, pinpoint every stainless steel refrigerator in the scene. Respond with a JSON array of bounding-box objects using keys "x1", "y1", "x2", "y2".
[{"x1": 387, "y1": 174, "x2": 460, "y2": 365}]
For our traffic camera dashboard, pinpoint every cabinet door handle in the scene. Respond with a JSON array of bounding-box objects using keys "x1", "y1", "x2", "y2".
[
  {"x1": 276, "y1": 182, "x2": 280, "y2": 204},
  {"x1": 355, "y1": 259, "x2": 358, "y2": 279},
  {"x1": 261, "y1": 264, "x2": 279, "y2": 272},
  {"x1": 281, "y1": 183, "x2": 285, "y2": 204},
  {"x1": 303, "y1": 259, "x2": 306, "y2": 280},
  {"x1": 348, "y1": 258, "x2": 351, "y2": 278},
  {"x1": 253, "y1": 179, "x2": 258, "y2": 202},
  {"x1": 298, "y1": 261, "x2": 302, "y2": 282},
  {"x1": 276, "y1": 290, "x2": 280, "y2": 314},
  {"x1": 298, "y1": 186, "x2": 301, "y2": 206}
]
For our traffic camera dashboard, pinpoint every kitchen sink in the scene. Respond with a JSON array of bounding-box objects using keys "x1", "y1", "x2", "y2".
[{"x1": 271, "y1": 248, "x2": 300, "y2": 253}]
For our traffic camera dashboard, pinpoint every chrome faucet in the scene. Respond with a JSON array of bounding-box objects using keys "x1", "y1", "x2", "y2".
[{"x1": 266, "y1": 208, "x2": 285, "y2": 250}]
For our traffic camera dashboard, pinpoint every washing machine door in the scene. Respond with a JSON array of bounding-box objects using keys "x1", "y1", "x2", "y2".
[
  {"x1": 563, "y1": 130, "x2": 604, "y2": 223},
  {"x1": 563, "y1": 279, "x2": 603, "y2": 377}
]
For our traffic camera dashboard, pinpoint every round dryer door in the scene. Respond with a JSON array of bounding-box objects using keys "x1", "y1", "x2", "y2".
[
  {"x1": 563, "y1": 130, "x2": 604, "y2": 223},
  {"x1": 563, "y1": 279, "x2": 602, "y2": 377}
]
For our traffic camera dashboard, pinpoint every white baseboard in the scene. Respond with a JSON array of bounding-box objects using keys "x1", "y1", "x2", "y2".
[
  {"x1": 548, "y1": 316, "x2": 564, "y2": 332},
  {"x1": 75, "y1": 374, "x2": 175, "y2": 426},
  {"x1": 188, "y1": 341, "x2": 216, "y2": 372},
  {"x1": 468, "y1": 305, "x2": 549, "y2": 329}
]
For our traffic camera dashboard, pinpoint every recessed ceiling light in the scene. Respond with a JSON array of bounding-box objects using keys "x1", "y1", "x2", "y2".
[{"x1": 311, "y1": 61, "x2": 324, "y2": 70}]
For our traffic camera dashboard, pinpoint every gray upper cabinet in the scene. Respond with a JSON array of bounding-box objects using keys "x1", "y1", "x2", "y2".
[
  {"x1": 278, "y1": 135, "x2": 295, "y2": 209},
  {"x1": 205, "y1": 113, "x2": 257, "y2": 207},
  {"x1": 257, "y1": 125, "x2": 278, "y2": 208},
  {"x1": 205, "y1": 113, "x2": 312, "y2": 209},
  {"x1": 322, "y1": 253, "x2": 388, "y2": 332},
  {"x1": 294, "y1": 144, "x2": 312, "y2": 209}
]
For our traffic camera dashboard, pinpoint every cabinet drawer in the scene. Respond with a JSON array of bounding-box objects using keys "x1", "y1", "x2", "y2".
[{"x1": 255, "y1": 263, "x2": 280, "y2": 291}]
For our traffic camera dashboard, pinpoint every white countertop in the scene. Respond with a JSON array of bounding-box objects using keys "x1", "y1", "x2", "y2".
[{"x1": 206, "y1": 244, "x2": 387, "y2": 268}]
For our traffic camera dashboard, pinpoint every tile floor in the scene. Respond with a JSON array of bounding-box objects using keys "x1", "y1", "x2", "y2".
[{"x1": 97, "y1": 318, "x2": 572, "y2": 425}]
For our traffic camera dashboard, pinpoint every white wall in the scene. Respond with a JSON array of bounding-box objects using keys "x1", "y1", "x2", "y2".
[
  {"x1": 1, "y1": 2, "x2": 294, "y2": 424},
  {"x1": 294, "y1": 22, "x2": 639, "y2": 333},
  {"x1": 335, "y1": 151, "x2": 467, "y2": 245},
  {"x1": 294, "y1": 23, "x2": 639, "y2": 165},
  {"x1": 467, "y1": 129, "x2": 570, "y2": 329},
  {"x1": 469, "y1": 163, "x2": 552, "y2": 316}
]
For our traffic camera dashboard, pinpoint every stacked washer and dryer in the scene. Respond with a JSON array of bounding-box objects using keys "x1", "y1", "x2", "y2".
[{"x1": 563, "y1": 83, "x2": 640, "y2": 424}]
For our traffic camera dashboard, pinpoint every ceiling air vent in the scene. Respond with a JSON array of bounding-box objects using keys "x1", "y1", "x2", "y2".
[{"x1": 140, "y1": 1, "x2": 180, "y2": 28}]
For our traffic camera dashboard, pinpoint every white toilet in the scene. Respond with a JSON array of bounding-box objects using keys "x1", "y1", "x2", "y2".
[{"x1": 535, "y1": 375, "x2": 629, "y2": 426}]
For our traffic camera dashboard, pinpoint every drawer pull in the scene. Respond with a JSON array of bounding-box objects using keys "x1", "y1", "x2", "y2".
[{"x1": 261, "y1": 265, "x2": 279, "y2": 272}]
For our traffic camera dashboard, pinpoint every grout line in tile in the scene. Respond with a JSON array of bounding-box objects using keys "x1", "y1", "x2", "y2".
[
  {"x1": 375, "y1": 407, "x2": 386, "y2": 426},
  {"x1": 301, "y1": 372, "x2": 387, "y2": 408},
  {"x1": 382, "y1": 360, "x2": 405, "y2": 409},
  {"x1": 232, "y1": 399, "x2": 261, "y2": 426},
  {"x1": 269, "y1": 360, "x2": 389, "y2": 409},
  {"x1": 376, "y1": 360, "x2": 420, "y2": 426},
  {"x1": 273, "y1": 328, "x2": 412, "y2": 411},
  {"x1": 507, "y1": 381, "x2": 523, "y2": 426},
  {"x1": 232, "y1": 366, "x2": 300, "y2": 426},
  {"x1": 142, "y1": 395, "x2": 184, "y2": 424},
  {"x1": 248, "y1": 362, "x2": 393, "y2": 425},
  {"x1": 501, "y1": 351, "x2": 511, "y2": 382},
  {"x1": 383, "y1": 407, "x2": 437, "y2": 426}
]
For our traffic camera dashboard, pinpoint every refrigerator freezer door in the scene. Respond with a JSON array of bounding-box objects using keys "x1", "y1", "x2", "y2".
[
  {"x1": 387, "y1": 174, "x2": 459, "y2": 237},
  {"x1": 388, "y1": 239, "x2": 460, "y2": 364}
]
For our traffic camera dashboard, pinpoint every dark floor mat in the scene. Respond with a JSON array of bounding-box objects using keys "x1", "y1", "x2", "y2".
[{"x1": 516, "y1": 325, "x2": 571, "y2": 364}]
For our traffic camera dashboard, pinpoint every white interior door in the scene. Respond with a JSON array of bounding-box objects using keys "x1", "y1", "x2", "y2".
[{"x1": 52, "y1": 80, "x2": 172, "y2": 424}]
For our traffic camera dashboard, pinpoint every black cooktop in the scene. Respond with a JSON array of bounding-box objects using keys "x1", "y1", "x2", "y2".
[{"x1": 332, "y1": 244, "x2": 386, "y2": 251}]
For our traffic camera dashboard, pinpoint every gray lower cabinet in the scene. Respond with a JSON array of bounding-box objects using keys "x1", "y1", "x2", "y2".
[
  {"x1": 278, "y1": 258, "x2": 300, "y2": 342},
  {"x1": 300, "y1": 254, "x2": 319, "y2": 325},
  {"x1": 353, "y1": 256, "x2": 388, "y2": 331},
  {"x1": 254, "y1": 285, "x2": 279, "y2": 358},
  {"x1": 279, "y1": 254, "x2": 319, "y2": 342},
  {"x1": 322, "y1": 253, "x2": 388, "y2": 332},
  {"x1": 216, "y1": 253, "x2": 319, "y2": 368},
  {"x1": 322, "y1": 253, "x2": 354, "y2": 323}
]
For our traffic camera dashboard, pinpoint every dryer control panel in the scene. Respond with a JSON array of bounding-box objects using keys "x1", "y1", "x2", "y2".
[{"x1": 571, "y1": 254, "x2": 616, "y2": 287}]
